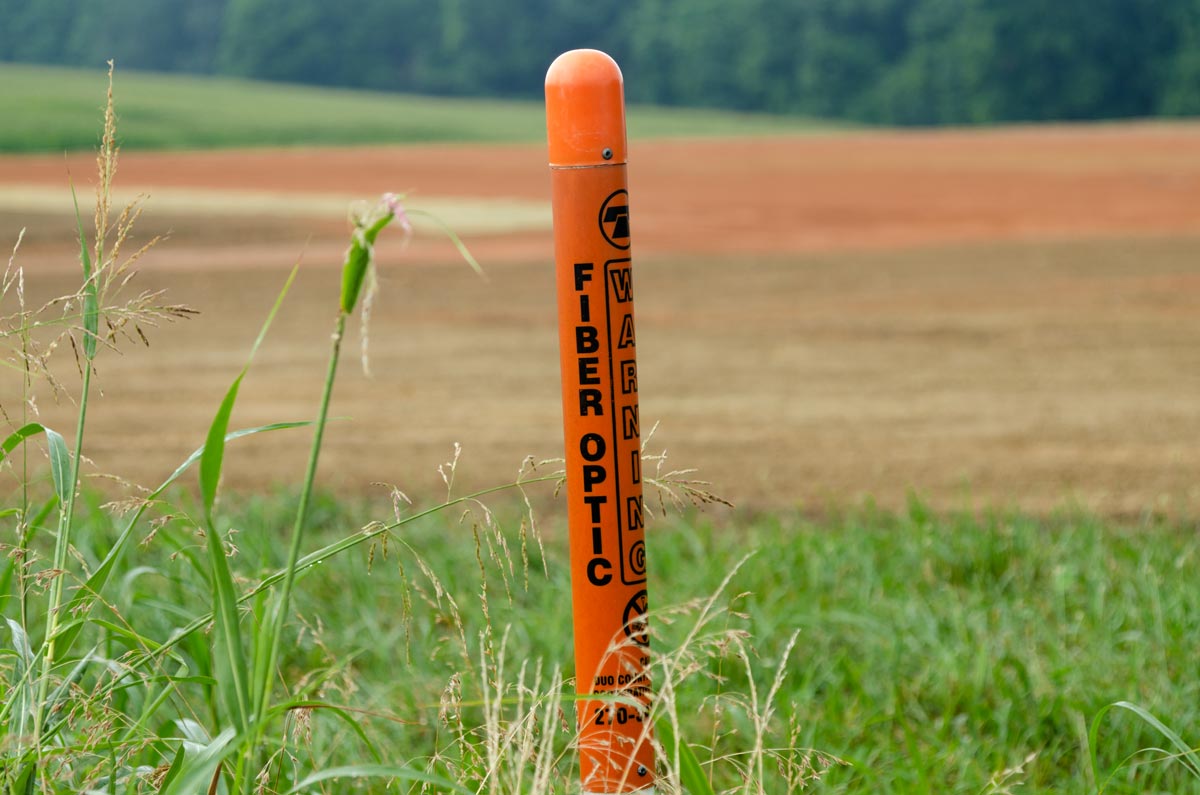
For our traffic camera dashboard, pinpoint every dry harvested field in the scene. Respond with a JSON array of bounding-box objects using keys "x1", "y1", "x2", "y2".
[{"x1": 2, "y1": 124, "x2": 1199, "y2": 514}]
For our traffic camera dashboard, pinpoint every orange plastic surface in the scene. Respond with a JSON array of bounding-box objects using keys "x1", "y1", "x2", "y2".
[
  {"x1": 546, "y1": 49, "x2": 628, "y2": 167},
  {"x1": 547, "y1": 50, "x2": 654, "y2": 794}
]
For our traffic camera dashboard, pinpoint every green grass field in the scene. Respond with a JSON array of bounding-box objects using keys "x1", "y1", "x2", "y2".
[
  {"x1": 0, "y1": 62, "x2": 837, "y2": 152},
  {"x1": 249, "y1": 496, "x2": 1200, "y2": 793},
  {"x1": 35, "y1": 492, "x2": 1200, "y2": 793}
]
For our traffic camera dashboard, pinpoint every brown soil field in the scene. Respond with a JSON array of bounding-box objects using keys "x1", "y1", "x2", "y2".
[{"x1": 2, "y1": 124, "x2": 1199, "y2": 515}]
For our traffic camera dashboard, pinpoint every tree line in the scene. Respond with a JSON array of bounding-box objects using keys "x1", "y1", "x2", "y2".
[{"x1": 3, "y1": 0, "x2": 1199, "y2": 125}]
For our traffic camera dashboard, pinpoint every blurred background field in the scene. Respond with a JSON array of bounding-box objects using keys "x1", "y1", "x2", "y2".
[
  {"x1": 4, "y1": 4, "x2": 1200, "y2": 791},
  {"x1": 3, "y1": 69, "x2": 1199, "y2": 515}
]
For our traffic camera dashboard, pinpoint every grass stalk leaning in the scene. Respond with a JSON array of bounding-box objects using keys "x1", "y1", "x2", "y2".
[
  {"x1": 29, "y1": 65, "x2": 115, "y2": 756},
  {"x1": 1, "y1": 62, "x2": 195, "y2": 789},
  {"x1": 253, "y1": 310, "x2": 344, "y2": 726},
  {"x1": 242, "y1": 193, "x2": 482, "y2": 785},
  {"x1": 30, "y1": 364, "x2": 90, "y2": 748}
]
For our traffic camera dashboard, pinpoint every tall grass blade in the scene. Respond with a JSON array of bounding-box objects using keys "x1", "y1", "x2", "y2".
[
  {"x1": 142, "y1": 476, "x2": 558, "y2": 666},
  {"x1": 0, "y1": 422, "x2": 54, "y2": 463},
  {"x1": 12, "y1": 763, "x2": 35, "y2": 795},
  {"x1": 41, "y1": 650, "x2": 93, "y2": 738},
  {"x1": 159, "y1": 727, "x2": 237, "y2": 795},
  {"x1": 203, "y1": 521, "x2": 250, "y2": 734},
  {"x1": 44, "y1": 427, "x2": 70, "y2": 507},
  {"x1": 3, "y1": 422, "x2": 68, "y2": 561},
  {"x1": 197, "y1": 266, "x2": 298, "y2": 737},
  {"x1": 54, "y1": 421, "x2": 311, "y2": 658},
  {"x1": 252, "y1": 198, "x2": 473, "y2": 732},
  {"x1": 270, "y1": 699, "x2": 386, "y2": 764},
  {"x1": 33, "y1": 173, "x2": 99, "y2": 757},
  {"x1": 199, "y1": 376, "x2": 243, "y2": 522},
  {"x1": 1090, "y1": 700, "x2": 1200, "y2": 782},
  {"x1": 1, "y1": 619, "x2": 35, "y2": 767},
  {"x1": 4, "y1": 619, "x2": 34, "y2": 725},
  {"x1": 250, "y1": 588, "x2": 273, "y2": 720},
  {"x1": 250, "y1": 299, "x2": 345, "y2": 724},
  {"x1": 68, "y1": 178, "x2": 98, "y2": 361},
  {"x1": 656, "y1": 714, "x2": 716, "y2": 795},
  {"x1": 0, "y1": 497, "x2": 55, "y2": 600},
  {"x1": 406, "y1": 208, "x2": 484, "y2": 277},
  {"x1": 5, "y1": 618, "x2": 34, "y2": 668},
  {"x1": 199, "y1": 265, "x2": 298, "y2": 518},
  {"x1": 174, "y1": 422, "x2": 311, "y2": 491},
  {"x1": 156, "y1": 744, "x2": 187, "y2": 790},
  {"x1": 2, "y1": 423, "x2": 72, "y2": 506}
]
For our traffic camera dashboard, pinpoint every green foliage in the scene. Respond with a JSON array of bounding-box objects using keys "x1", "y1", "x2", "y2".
[
  {"x1": 1090, "y1": 701, "x2": 1200, "y2": 787},
  {"x1": 69, "y1": 183, "x2": 98, "y2": 362},
  {"x1": 9, "y1": 493, "x2": 1193, "y2": 793},
  {"x1": 0, "y1": 425, "x2": 68, "y2": 505},
  {"x1": 195, "y1": 268, "x2": 298, "y2": 746},
  {"x1": 3, "y1": 0, "x2": 1198, "y2": 125},
  {"x1": 708, "y1": 505, "x2": 1200, "y2": 793},
  {"x1": 655, "y1": 714, "x2": 717, "y2": 795},
  {"x1": 340, "y1": 208, "x2": 396, "y2": 316}
]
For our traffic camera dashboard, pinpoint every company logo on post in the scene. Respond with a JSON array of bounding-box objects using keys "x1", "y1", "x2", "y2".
[{"x1": 599, "y1": 190, "x2": 631, "y2": 250}]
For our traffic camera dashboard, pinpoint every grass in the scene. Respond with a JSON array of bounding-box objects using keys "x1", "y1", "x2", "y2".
[
  {"x1": 3, "y1": 63, "x2": 1197, "y2": 795},
  {"x1": 246, "y1": 496, "x2": 1200, "y2": 794},
  {"x1": 13, "y1": 491, "x2": 1198, "y2": 793},
  {"x1": 0, "y1": 62, "x2": 840, "y2": 153}
]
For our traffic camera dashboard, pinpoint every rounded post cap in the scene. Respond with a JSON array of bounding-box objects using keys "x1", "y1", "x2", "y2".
[{"x1": 545, "y1": 49, "x2": 627, "y2": 167}]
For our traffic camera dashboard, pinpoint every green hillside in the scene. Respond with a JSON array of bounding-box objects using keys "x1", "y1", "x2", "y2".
[
  {"x1": 0, "y1": 63, "x2": 837, "y2": 153},
  {"x1": 3, "y1": 0, "x2": 1198, "y2": 125}
]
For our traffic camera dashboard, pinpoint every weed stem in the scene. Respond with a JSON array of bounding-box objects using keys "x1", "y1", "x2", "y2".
[
  {"x1": 32, "y1": 361, "x2": 92, "y2": 756},
  {"x1": 255, "y1": 311, "x2": 347, "y2": 725}
]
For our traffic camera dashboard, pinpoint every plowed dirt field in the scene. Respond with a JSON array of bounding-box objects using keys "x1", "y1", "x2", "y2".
[{"x1": 3, "y1": 124, "x2": 1199, "y2": 514}]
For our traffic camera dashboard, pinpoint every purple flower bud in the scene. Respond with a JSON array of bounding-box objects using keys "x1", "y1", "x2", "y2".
[{"x1": 381, "y1": 192, "x2": 413, "y2": 236}]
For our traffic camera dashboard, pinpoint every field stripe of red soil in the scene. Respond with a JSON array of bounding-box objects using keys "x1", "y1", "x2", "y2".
[{"x1": 4, "y1": 122, "x2": 1200, "y2": 255}]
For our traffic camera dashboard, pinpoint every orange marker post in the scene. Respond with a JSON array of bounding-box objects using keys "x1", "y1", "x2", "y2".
[{"x1": 547, "y1": 50, "x2": 654, "y2": 795}]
